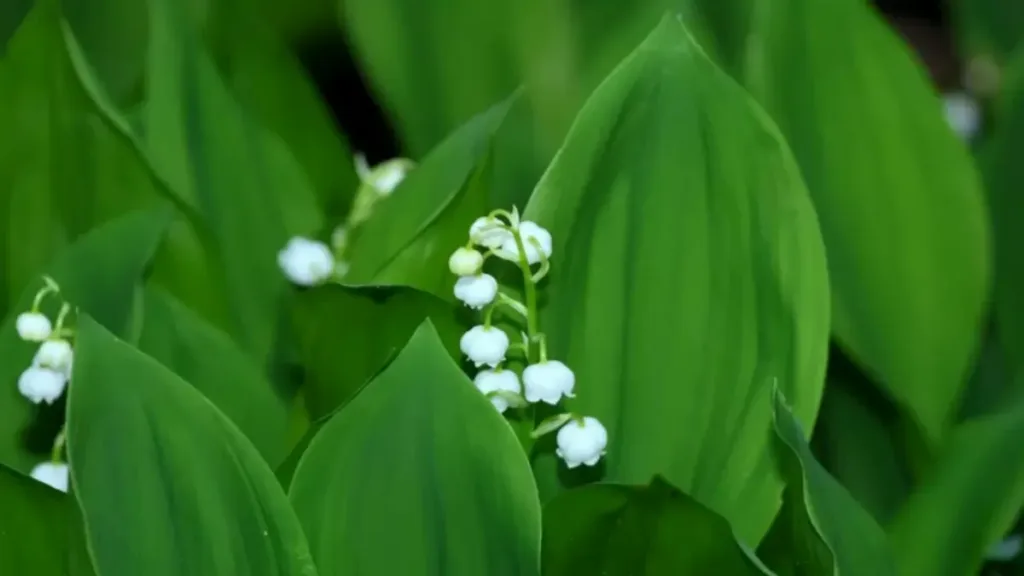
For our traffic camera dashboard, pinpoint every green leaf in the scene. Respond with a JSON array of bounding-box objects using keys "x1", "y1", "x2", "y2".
[
  {"x1": 136, "y1": 285, "x2": 291, "y2": 466},
  {"x1": 542, "y1": 477, "x2": 772, "y2": 575},
  {"x1": 524, "y1": 15, "x2": 830, "y2": 545},
  {"x1": 981, "y1": 54, "x2": 1024, "y2": 385},
  {"x1": 67, "y1": 315, "x2": 318, "y2": 576},
  {"x1": 808, "y1": 375, "x2": 912, "y2": 526},
  {"x1": 887, "y1": 400, "x2": 1024, "y2": 576},
  {"x1": 759, "y1": 387, "x2": 897, "y2": 576},
  {"x1": 207, "y1": 0, "x2": 357, "y2": 216},
  {"x1": 292, "y1": 283, "x2": 466, "y2": 419},
  {"x1": 0, "y1": 3, "x2": 171, "y2": 313},
  {"x1": 0, "y1": 462, "x2": 94, "y2": 575},
  {"x1": 744, "y1": 0, "x2": 991, "y2": 441},
  {"x1": 344, "y1": 95, "x2": 515, "y2": 296},
  {"x1": 288, "y1": 321, "x2": 541, "y2": 575},
  {"x1": 62, "y1": 0, "x2": 147, "y2": 106},
  {"x1": 141, "y1": 0, "x2": 322, "y2": 360},
  {"x1": 0, "y1": 206, "x2": 171, "y2": 472}
]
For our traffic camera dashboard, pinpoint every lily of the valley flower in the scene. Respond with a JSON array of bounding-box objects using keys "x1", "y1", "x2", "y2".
[
  {"x1": 278, "y1": 237, "x2": 335, "y2": 286},
  {"x1": 454, "y1": 274, "x2": 498, "y2": 309},
  {"x1": 523, "y1": 360, "x2": 575, "y2": 404},
  {"x1": 448, "y1": 247, "x2": 484, "y2": 276},
  {"x1": 18, "y1": 366, "x2": 67, "y2": 405},
  {"x1": 469, "y1": 217, "x2": 513, "y2": 249},
  {"x1": 556, "y1": 417, "x2": 608, "y2": 468},
  {"x1": 356, "y1": 153, "x2": 415, "y2": 197},
  {"x1": 17, "y1": 312, "x2": 53, "y2": 342},
  {"x1": 460, "y1": 325, "x2": 510, "y2": 368},
  {"x1": 473, "y1": 369, "x2": 522, "y2": 413},
  {"x1": 30, "y1": 461, "x2": 69, "y2": 493},
  {"x1": 35, "y1": 339, "x2": 73, "y2": 377},
  {"x1": 494, "y1": 221, "x2": 552, "y2": 265},
  {"x1": 943, "y1": 92, "x2": 981, "y2": 141}
]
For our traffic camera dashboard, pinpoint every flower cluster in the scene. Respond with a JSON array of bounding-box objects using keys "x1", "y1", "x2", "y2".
[
  {"x1": 277, "y1": 153, "x2": 416, "y2": 287},
  {"x1": 14, "y1": 277, "x2": 74, "y2": 492},
  {"x1": 450, "y1": 208, "x2": 608, "y2": 469}
]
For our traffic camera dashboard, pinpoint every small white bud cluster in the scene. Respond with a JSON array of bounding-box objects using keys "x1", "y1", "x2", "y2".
[
  {"x1": 15, "y1": 277, "x2": 73, "y2": 492},
  {"x1": 279, "y1": 153, "x2": 416, "y2": 286},
  {"x1": 449, "y1": 208, "x2": 607, "y2": 469}
]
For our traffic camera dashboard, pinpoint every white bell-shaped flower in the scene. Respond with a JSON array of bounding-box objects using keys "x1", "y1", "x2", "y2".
[
  {"x1": 943, "y1": 92, "x2": 981, "y2": 141},
  {"x1": 35, "y1": 339, "x2": 74, "y2": 375},
  {"x1": 277, "y1": 237, "x2": 335, "y2": 286},
  {"x1": 16, "y1": 312, "x2": 52, "y2": 342},
  {"x1": 448, "y1": 247, "x2": 484, "y2": 276},
  {"x1": 473, "y1": 369, "x2": 522, "y2": 413},
  {"x1": 30, "y1": 461, "x2": 69, "y2": 493},
  {"x1": 556, "y1": 416, "x2": 608, "y2": 468},
  {"x1": 469, "y1": 217, "x2": 513, "y2": 250},
  {"x1": 460, "y1": 325, "x2": 510, "y2": 368},
  {"x1": 495, "y1": 221, "x2": 552, "y2": 265},
  {"x1": 454, "y1": 274, "x2": 498, "y2": 309},
  {"x1": 523, "y1": 360, "x2": 575, "y2": 404},
  {"x1": 18, "y1": 366, "x2": 67, "y2": 405},
  {"x1": 370, "y1": 159, "x2": 412, "y2": 195}
]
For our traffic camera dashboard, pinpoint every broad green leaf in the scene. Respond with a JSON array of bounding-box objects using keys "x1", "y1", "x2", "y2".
[
  {"x1": 950, "y1": 0, "x2": 1024, "y2": 64},
  {"x1": 809, "y1": 375, "x2": 911, "y2": 525},
  {"x1": 981, "y1": 55, "x2": 1024, "y2": 384},
  {"x1": 67, "y1": 315, "x2": 318, "y2": 576},
  {"x1": 207, "y1": 0, "x2": 357, "y2": 216},
  {"x1": 758, "y1": 387, "x2": 897, "y2": 575},
  {"x1": 62, "y1": 0, "x2": 147, "y2": 105},
  {"x1": 344, "y1": 94, "x2": 515, "y2": 297},
  {"x1": 542, "y1": 477, "x2": 772, "y2": 575},
  {"x1": 0, "y1": 0, "x2": 29, "y2": 54},
  {"x1": 744, "y1": 0, "x2": 991, "y2": 441},
  {"x1": 524, "y1": 15, "x2": 830, "y2": 545},
  {"x1": 141, "y1": 0, "x2": 322, "y2": 359},
  {"x1": 0, "y1": 462, "x2": 94, "y2": 575},
  {"x1": 291, "y1": 283, "x2": 466, "y2": 421},
  {"x1": 888, "y1": 400, "x2": 1024, "y2": 576},
  {"x1": 0, "y1": 3, "x2": 167, "y2": 313},
  {"x1": 137, "y1": 285, "x2": 291, "y2": 466},
  {"x1": 289, "y1": 321, "x2": 541, "y2": 575},
  {"x1": 0, "y1": 206, "x2": 171, "y2": 472}
]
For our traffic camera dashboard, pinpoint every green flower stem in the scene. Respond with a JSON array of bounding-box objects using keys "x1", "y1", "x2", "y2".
[
  {"x1": 51, "y1": 427, "x2": 66, "y2": 463},
  {"x1": 53, "y1": 303, "x2": 72, "y2": 334}
]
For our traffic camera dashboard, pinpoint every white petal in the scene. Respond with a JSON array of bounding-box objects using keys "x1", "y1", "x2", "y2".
[
  {"x1": 16, "y1": 313, "x2": 52, "y2": 342},
  {"x1": 18, "y1": 367, "x2": 68, "y2": 404},
  {"x1": 30, "y1": 462, "x2": 69, "y2": 493},
  {"x1": 459, "y1": 326, "x2": 509, "y2": 368},
  {"x1": 278, "y1": 237, "x2": 335, "y2": 286},
  {"x1": 448, "y1": 247, "x2": 484, "y2": 276},
  {"x1": 453, "y1": 274, "x2": 498, "y2": 309},
  {"x1": 35, "y1": 339, "x2": 73, "y2": 372},
  {"x1": 469, "y1": 217, "x2": 513, "y2": 249}
]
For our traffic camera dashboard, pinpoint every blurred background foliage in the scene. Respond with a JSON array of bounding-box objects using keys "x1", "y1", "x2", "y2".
[{"x1": 2, "y1": 0, "x2": 1024, "y2": 573}]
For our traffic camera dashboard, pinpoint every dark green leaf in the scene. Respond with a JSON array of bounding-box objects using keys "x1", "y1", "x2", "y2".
[
  {"x1": 0, "y1": 206, "x2": 171, "y2": 472},
  {"x1": 542, "y1": 477, "x2": 772, "y2": 575},
  {"x1": 744, "y1": 0, "x2": 991, "y2": 441},
  {"x1": 136, "y1": 285, "x2": 291, "y2": 466},
  {"x1": 289, "y1": 321, "x2": 541, "y2": 575},
  {"x1": 67, "y1": 315, "x2": 318, "y2": 576},
  {"x1": 292, "y1": 283, "x2": 465, "y2": 419},
  {"x1": 759, "y1": 387, "x2": 897, "y2": 576},
  {"x1": 524, "y1": 15, "x2": 830, "y2": 545},
  {"x1": 141, "y1": 0, "x2": 322, "y2": 360},
  {"x1": 888, "y1": 400, "x2": 1024, "y2": 576},
  {"x1": 0, "y1": 462, "x2": 94, "y2": 575}
]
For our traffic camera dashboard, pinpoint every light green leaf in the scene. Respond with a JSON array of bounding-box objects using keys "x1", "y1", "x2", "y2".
[
  {"x1": 67, "y1": 315, "x2": 318, "y2": 576},
  {"x1": 344, "y1": 94, "x2": 515, "y2": 298},
  {"x1": 136, "y1": 285, "x2": 291, "y2": 466},
  {"x1": 744, "y1": 0, "x2": 991, "y2": 441},
  {"x1": 758, "y1": 387, "x2": 897, "y2": 575},
  {"x1": 888, "y1": 400, "x2": 1024, "y2": 576},
  {"x1": 141, "y1": 0, "x2": 322, "y2": 359},
  {"x1": 0, "y1": 206, "x2": 171, "y2": 472},
  {"x1": 288, "y1": 321, "x2": 541, "y2": 575},
  {"x1": 291, "y1": 283, "x2": 466, "y2": 420},
  {"x1": 524, "y1": 15, "x2": 830, "y2": 545},
  {"x1": 0, "y1": 462, "x2": 94, "y2": 575},
  {"x1": 542, "y1": 477, "x2": 773, "y2": 575}
]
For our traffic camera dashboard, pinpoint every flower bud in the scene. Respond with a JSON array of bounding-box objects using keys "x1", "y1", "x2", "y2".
[
  {"x1": 277, "y1": 237, "x2": 335, "y2": 286},
  {"x1": 460, "y1": 325, "x2": 510, "y2": 368},
  {"x1": 448, "y1": 247, "x2": 484, "y2": 276},
  {"x1": 454, "y1": 274, "x2": 498, "y2": 309},
  {"x1": 16, "y1": 312, "x2": 52, "y2": 342}
]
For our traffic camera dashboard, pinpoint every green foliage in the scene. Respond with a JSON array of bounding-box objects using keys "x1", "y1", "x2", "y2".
[
  {"x1": 523, "y1": 15, "x2": 829, "y2": 545},
  {"x1": 1, "y1": 0, "x2": 1023, "y2": 574}
]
